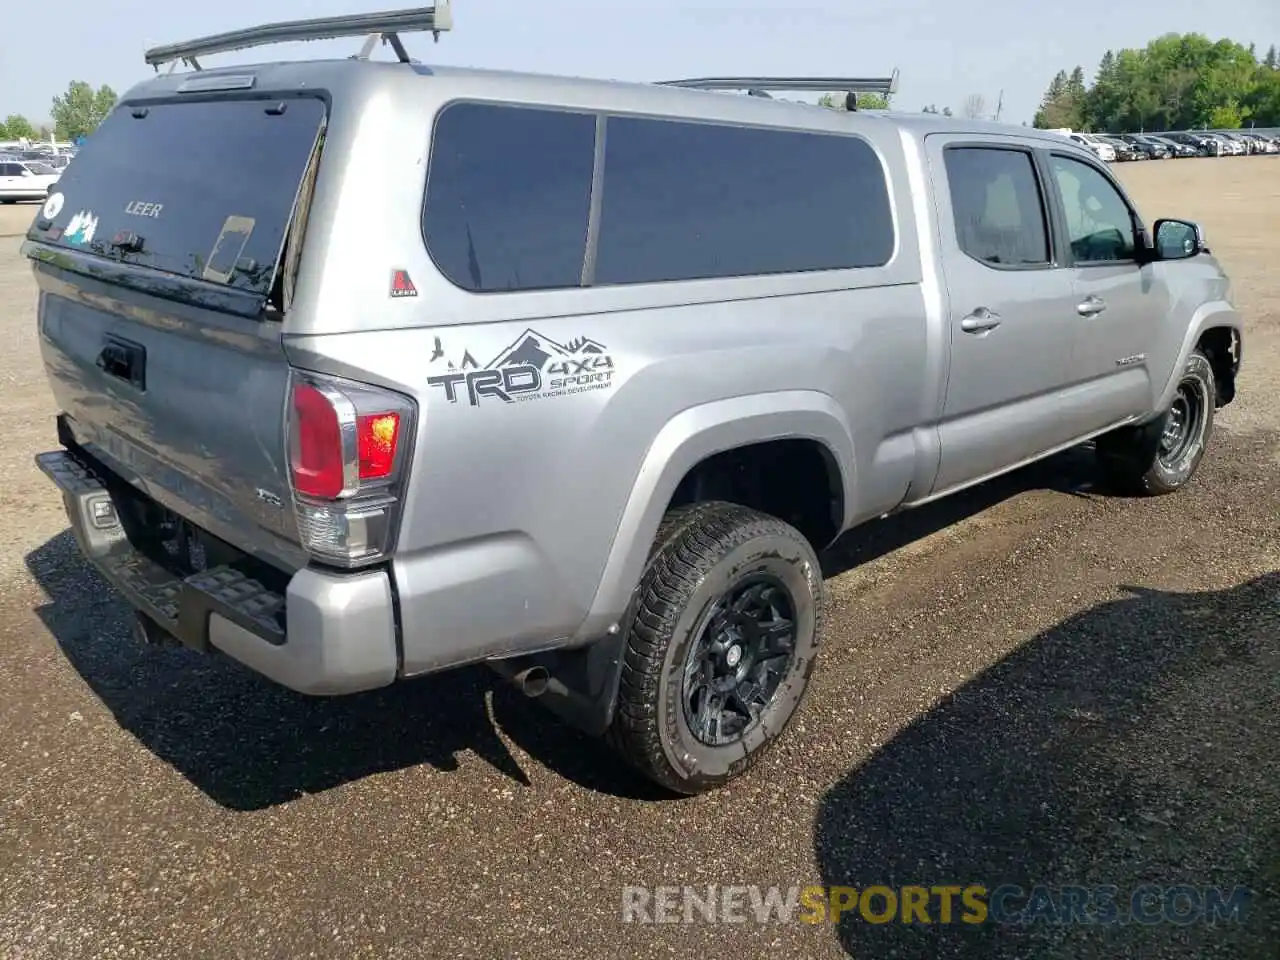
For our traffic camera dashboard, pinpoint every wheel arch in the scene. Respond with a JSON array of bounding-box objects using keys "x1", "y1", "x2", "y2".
[
  {"x1": 1152, "y1": 303, "x2": 1243, "y2": 416},
  {"x1": 1195, "y1": 325, "x2": 1241, "y2": 407},
  {"x1": 574, "y1": 390, "x2": 856, "y2": 644}
]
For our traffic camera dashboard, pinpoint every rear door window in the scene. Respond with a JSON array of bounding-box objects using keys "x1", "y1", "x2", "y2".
[
  {"x1": 943, "y1": 146, "x2": 1051, "y2": 267},
  {"x1": 28, "y1": 96, "x2": 326, "y2": 298}
]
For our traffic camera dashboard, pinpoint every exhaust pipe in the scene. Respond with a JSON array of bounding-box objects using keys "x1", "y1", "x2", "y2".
[
  {"x1": 488, "y1": 656, "x2": 553, "y2": 698},
  {"x1": 511, "y1": 665, "x2": 550, "y2": 698},
  {"x1": 133, "y1": 611, "x2": 179, "y2": 648}
]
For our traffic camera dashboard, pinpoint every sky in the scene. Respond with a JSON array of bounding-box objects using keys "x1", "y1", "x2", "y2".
[{"x1": 3, "y1": 0, "x2": 1276, "y2": 127}]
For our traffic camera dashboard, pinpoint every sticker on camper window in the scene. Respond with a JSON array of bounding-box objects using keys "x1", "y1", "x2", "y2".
[
  {"x1": 42, "y1": 191, "x2": 64, "y2": 220},
  {"x1": 63, "y1": 210, "x2": 98, "y2": 246},
  {"x1": 203, "y1": 215, "x2": 256, "y2": 284}
]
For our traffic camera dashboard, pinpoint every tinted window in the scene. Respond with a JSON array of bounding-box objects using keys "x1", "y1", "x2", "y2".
[
  {"x1": 944, "y1": 147, "x2": 1050, "y2": 266},
  {"x1": 1048, "y1": 154, "x2": 1136, "y2": 262},
  {"x1": 0, "y1": 164, "x2": 15, "y2": 176},
  {"x1": 27, "y1": 97, "x2": 326, "y2": 298},
  {"x1": 594, "y1": 116, "x2": 893, "y2": 285},
  {"x1": 423, "y1": 102, "x2": 596, "y2": 292}
]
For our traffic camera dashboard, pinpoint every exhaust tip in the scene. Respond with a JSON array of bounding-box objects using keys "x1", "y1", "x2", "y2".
[
  {"x1": 513, "y1": 665, "x2": 550, "y2": 698},
  {"x1": 133, "y1": 611, "x2": 179, "y2": 648}
]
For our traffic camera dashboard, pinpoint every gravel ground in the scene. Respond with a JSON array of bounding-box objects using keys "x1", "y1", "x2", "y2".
[{"x1": 0, "y1": 156, "x2": 1277, "y2": 960}]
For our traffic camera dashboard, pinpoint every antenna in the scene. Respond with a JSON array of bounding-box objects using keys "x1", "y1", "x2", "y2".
[{"x1": 144, "y1": 3, "x2": 454, "y2": 72}]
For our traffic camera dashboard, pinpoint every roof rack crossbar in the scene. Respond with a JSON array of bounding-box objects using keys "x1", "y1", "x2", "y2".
[
  {"x1": 657, "y1": 71, "x2": 900, "y2": 96},
  {"x1": 144, "y1": 3, "x2": 453, "y2": 71}
]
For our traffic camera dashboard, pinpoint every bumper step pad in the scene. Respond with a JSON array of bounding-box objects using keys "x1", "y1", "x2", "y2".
[{"x1": 35, "y1": 449, "x2": 285, "y2": 650}]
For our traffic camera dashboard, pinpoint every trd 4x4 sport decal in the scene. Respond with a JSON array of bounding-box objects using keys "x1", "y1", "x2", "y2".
[{"x1": 426, "y1": 329, "x2": 615, "y2": 407}]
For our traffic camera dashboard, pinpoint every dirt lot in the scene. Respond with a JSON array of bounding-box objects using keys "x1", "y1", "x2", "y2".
[{"x1": 0, "y1": 157, "x2": 1277, "y2": 960}]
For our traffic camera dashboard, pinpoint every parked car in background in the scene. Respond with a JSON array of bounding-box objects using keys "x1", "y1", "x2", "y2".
[
  {"x1": 1212, "y1": 132, "x2": 1252, "y2": 155},
  {"x1": 1240, "y1": 133, "x2": 1268, "y2": 154},
  {"x1": 23, "y1": 150, "x2": 74, "y2": 171},
  {"x1": 1206, "y1": 133, "x2": 1245, "y2": 156},
  {"x1": 1239, "y1": 133, "x2": 1277, "y2": 154},
  {"x1": 1118, "y1": 134, "x2": 1171, "y2": 160},
  {"x1": 1099, "y1": 135, "x2": 1142, "y2": 161},
  {"x1": 1147, "y1": 134, "x2": 1198, "y2": 158},
  {"x1": 0, "y1": 159, "x2": 60, "y2": 202},
  {"x1": 1067, "y1": 132, "x2": 1117, "y2": 162},
  {"x1": 1165, "y1": 132, "x2": 1220, "y2": 156}
]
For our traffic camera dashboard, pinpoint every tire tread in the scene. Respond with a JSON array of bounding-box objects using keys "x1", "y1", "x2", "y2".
[
  {"x1": 1096, "y1": 349, "x2": 1215, "y2": 496},
  {"x1": 606, "y1": 501, "x2": 823, "y2": 794}
]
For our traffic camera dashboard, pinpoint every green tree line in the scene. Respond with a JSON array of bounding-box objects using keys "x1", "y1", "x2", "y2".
[
  {"x1": 1033, "y1": 34, "x2": 1280, "y2": 132},
  {"x1": 0, "y1": 81, "x2": 117, "y2": 141}
]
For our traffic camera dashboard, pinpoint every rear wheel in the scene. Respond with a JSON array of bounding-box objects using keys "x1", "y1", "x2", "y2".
[
  {"x1": 607, "y1": 502, "x2": 824, "y2": 795},
  {"x1": 1096, "y1": 349, "x2": 1215, "y2": 495}
]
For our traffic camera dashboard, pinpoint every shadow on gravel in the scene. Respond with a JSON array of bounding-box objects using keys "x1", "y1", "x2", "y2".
[
  {"x1": 24, "y1": 530, "x2": 661, "y2": 810},
  {"x1": 20, "y1": 446, "x2": 1119, "y2": 811},
  {"x1": 820, "y1": 445, "x2": 1106, "y2": 577},
  {"x1": 814, "y1": 573, "x2": 1280, "y2": 959}
]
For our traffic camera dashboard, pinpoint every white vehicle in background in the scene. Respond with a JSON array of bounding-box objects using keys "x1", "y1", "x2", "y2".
[
  {"x1": 1065, "y1": 132, "x2": 1117, "y2": 162},
  {"x1": 1210, "y1": 134, "x2": 1247, "y2": 156},
  {"x1": 0, "y1": 159, "x2": 61, "y2": 203}
]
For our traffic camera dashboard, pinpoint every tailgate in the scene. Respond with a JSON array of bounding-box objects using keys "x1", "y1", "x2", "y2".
[
  {"x1": 37, "y1": 283, "x2": 304, "y2": 569},
  {"x1": 26, "y1": 95, "x2": 328, "y2": 572}
]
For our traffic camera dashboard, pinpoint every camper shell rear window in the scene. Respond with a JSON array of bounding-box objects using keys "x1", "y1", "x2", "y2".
[{"x1": 28, "y1": 96, "x2": 326, "y2": 301}]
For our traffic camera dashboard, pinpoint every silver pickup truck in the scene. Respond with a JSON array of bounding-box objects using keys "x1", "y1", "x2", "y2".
[{"x1": 26, "y1": 5, "x2": 1243, "y2": 795}]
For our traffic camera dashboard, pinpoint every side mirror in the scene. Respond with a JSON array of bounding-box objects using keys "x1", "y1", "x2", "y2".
[{"x1": 1151, "y1": 218, "x2": 1208, "y2": 261}]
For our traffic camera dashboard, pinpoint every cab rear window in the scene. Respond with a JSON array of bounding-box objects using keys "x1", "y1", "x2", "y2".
[{"x1": 29, "y1": 96, "x2": 326, "y2": 299}]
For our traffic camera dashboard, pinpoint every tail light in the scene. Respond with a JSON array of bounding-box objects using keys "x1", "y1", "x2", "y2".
[{"x1": 286, "y1": 371, "x2": 416, "y2": 568}]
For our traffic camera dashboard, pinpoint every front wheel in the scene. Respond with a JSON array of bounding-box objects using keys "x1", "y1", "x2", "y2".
[
  {"x1": 1096, "y1": 349, "x2": 1216, "y2": 495},
  {"x1": 607, "y1": 502, "x2": 825, "y2": 795}
]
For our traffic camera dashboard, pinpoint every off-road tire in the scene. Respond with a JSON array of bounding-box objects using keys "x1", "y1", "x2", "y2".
[
  {"x1": 1096, "y1": 349, "x2": 1215, "y2": 495},
  {"x1": 606, "y1": 501, "x2": 825, "y2": 795}
]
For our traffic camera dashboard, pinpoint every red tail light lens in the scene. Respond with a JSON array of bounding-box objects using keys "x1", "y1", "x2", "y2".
[
  {"x1": 286, "y1": 371, "x2": 415, "y2": 568},
  {"x1": 290, "y1": 383, "x2": 345, "y2": 499},
  {"x1": 357, "y1": 412, "x2": 400, "y2": 480}
]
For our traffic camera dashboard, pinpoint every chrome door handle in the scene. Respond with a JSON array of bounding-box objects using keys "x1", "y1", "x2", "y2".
[
  {"x1": 1077, "y1": 296, "x2": 1107, "y2": 317},
  {"x1": 960, "y1": 307, "x2": 1002, "y2": 333}
]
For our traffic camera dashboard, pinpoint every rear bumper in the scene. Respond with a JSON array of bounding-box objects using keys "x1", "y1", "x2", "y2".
[{"x1": 36, "y1": 448, "x2": 398, "y2": 696}]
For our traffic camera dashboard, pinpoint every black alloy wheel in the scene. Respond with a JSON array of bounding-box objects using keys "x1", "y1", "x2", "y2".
[{"x1": 682, "y1": 575, "x2": 798, "y2": 747}]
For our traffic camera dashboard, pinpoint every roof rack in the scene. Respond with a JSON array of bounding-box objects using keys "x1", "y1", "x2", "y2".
[
  {"x1": 657, "y1": 71, "x2": 899, "y2": 109},
  {"x1": 144, "y1": 3, "x2": 454, "y2": 72}
]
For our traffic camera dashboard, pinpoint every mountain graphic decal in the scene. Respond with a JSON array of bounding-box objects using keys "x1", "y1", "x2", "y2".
[{"x1": 487, "y1": 330, "x2": 612, "y2": 370}]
